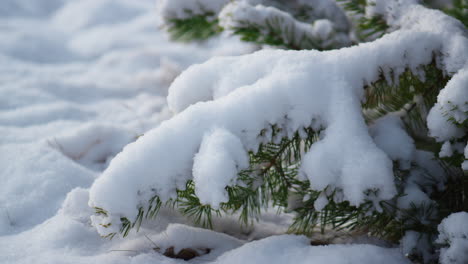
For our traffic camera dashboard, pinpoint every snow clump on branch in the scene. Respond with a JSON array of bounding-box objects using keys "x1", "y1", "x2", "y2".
[{"x1": 89, "y1": 0, "x2": 468, "y2": 236}]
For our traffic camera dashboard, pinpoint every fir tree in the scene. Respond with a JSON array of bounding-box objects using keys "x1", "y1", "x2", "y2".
[{"x1": 89, "y1": 1, "x2": 468, "y2": 263}]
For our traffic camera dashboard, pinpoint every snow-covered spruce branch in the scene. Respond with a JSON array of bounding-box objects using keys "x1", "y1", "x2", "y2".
[
  {"x1": 218, "y1": 1, "x2": 351, "y2": 50},
  {"x1": 159, "y1": 0, "x2": 351, "y2": 49},
  {"x1": 89, "y1": 1, "x2": 467, "y2": 242},
  {"x1": 159, "y1": 0, "x2": 228, "y2": 41},
  {"x1": 337, "y1": 0, "x2": 390, "y2": 40}
]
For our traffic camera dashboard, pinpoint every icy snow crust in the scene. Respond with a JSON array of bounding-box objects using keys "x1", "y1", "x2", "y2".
[{"x1": 90, "y1": 2, "x2": 468, "y2": 234}]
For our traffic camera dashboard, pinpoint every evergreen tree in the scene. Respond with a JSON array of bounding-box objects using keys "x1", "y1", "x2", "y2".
[{"x1": 88, "y1": 1, "x2": 467, "y2": 263}]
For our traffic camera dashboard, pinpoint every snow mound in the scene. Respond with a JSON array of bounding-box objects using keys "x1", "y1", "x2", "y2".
[
  {"x1": 0, "y1": 143, "x2": 95, "y2": 235},
  {"x1": 213, "y1": 235, "x2": 411, "y2": 264},
  {"x1": 52, "y1": 0, "x2": 146, "y2": 32},
  {"x1": 193, "y1": 127, "x2": 249, "y2": 208},
  {"x1": 436, "y1": 212, "x2": 468, "y2": 264},
  {"x1": 49, "y1": 124, "x2": 138, "y2": 171},
  {"x1": 159, "y1": 0, "x2": 229, "y2": 20}
]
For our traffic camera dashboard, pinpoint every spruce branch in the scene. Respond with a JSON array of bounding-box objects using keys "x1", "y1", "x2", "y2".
[
  {"x1": 165, "y1": 14, "x2": 223, "y2": 42},
  {"x1": 219, "y1": 2, "x2": 349, "y2": 50}
]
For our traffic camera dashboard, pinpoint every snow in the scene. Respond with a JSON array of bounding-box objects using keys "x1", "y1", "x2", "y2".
[
  {"x1": 1, "y1": 0, "x2": 466, "y2": 263},
  {"x1": 439, "y1": 141, "x2": 454, "y2": 158},
  {"x1": 0, "y1": 143, "x2": 96, "y2": 236},
  {"x1": 193, "y1": 127, "x2": 249, "y2": 208},
  {"x1": 91, "y1": 24, "x2": 466, "y2": 230},
  {"x1": 219, "y1": 2, "x2": 317, "y2": 37},
  {"x1": 158, "y1": 0, "x2": 351, "y2": 37},
  {"x1": 427, "y1": 68, "x2": 468, "y2": 136},
  {"x1": 395, "y1": 150, "x2": 447, "y2": 219},
  {"x1": 49, "y1": 124, "x2": 139, "y2": 171},
  {"x1": 51, "y1": 0, "x2": 146, "y2": 33},
  {"x1": 94, "y1": 39, "x2": 425, "y2": 224},
  {"x1": 427, "y1": 105, "x2": 465, "y2": 142},
  {"x1": 427, "y1": 67, "x2": 468, "y2": 167},
  {"x1": 130, "y1": 223, "x2": 245, "y2": 260},
  {"x1": 297, "y1": 0, "x2": 350, "y2": 31},
  {"x1": 218, "y1": 1, "x2": 350, "y2": 48},
  {"x1": 397, "y1": 183, "x2": 432, "y2": 210},
  {"x1": 0, "y1": 0, "x2": 66, "y2": 18},
  {"x1": 370, "y1": 115, "x2": 415, "y2": 169},
  {"x1": 436, "y1": 212, "x2": 468, "y2": 264},
  {"x1": 1, "y1": 0, "x2": 180, "y2": 239},
  {"x1": 463, "y1": 145, "x2": 468, "y2": 171},
  {"x1": 0, "y1": 0, "x2": 287, "y2": 262},
  {"x1": 411, "y1": 150, "x2": 447, "y2": 192}
]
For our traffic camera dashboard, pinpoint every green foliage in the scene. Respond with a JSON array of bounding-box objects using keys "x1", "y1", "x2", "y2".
[
  {"x1": 164, "y1": 3, "x2": 347, "y2": 50},
  {"x1": 176, "y1": 180, "x2": 220, "y2": 228},
  {"x1": 166, "y1": 14, "x2": 222, "y2": 42},
  {"x1": 443, "y1": 0, "x2": 468, "y2": 27},
  {"x1": 230, "y1": 18, "x2": 325, "y2": 50},
  {"x1": 102, "y1": 195, "x2": 163, "y2": 239},
  {"x1": 290, "y1": 157, "x2": 466, "y2": 248},
  {"x1": 337, "y1": 0, "x2": 366, "y2": 14},
  {"x1": 363, "y1": 59, "x2": 450, "y2": 154},
  {"x1": 357, "y1": 16, "x2": 389, "y2": 39},
  {"x1": 233, "y1": 26, "x2": 285, "y2": 47},
  {"x1": 338, "y1": 0, "x2": 389, "y2": 41}
]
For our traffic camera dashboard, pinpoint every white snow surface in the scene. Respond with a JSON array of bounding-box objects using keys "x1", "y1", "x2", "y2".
[
  {"x1": 400, "y1": 231, "x2": 433, "y2": 263},
  {"x1": 0, "y1": 0, "x2": 417, "y2": 263},
  {"x1": 1, "y1": 0, "x2": 243, "y2": 239}
]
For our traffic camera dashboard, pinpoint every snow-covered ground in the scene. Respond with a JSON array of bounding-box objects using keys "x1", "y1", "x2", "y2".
[{"x1": 1, "y1": 1, "x2": 415, "y2": 263}]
